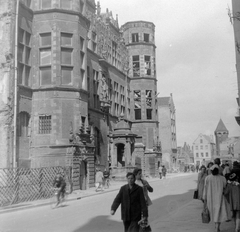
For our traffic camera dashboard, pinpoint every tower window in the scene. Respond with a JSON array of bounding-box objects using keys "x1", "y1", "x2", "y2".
[
  {"x1": 132, "y1": 33, "x2": 139, "y2": 43},
  {"x1": 144, "y1": 33, "x2": 149, "y2": 42},
  {"x1": 132, "y1": 55, "x2": 140, "y2": 76}
]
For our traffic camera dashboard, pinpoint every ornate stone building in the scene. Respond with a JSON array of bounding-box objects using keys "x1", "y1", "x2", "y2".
[{"x1": 0, "y1": 0, "x2": 161, "y2": 189}]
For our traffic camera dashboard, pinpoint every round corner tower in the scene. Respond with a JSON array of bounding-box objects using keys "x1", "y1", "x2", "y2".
[{"x1": 121, "y1": 21, "x2": 159, "y2": 149}]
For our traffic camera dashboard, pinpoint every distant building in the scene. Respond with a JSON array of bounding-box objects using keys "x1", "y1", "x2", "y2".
[
  {"x1": 177, "y1": 143, "x2": 194, "y2": 171},
  {"x1": 214, "y1": 119, "x2": 229, "y2": 156},
  {"x1": 193, "y1": 133, "x2": 215, "y2": 167},
  {"x1": 231, "y1": 0, "x2": 240, "y2": 126},
  {"x1": 215, "y1": 119, "x2": 240, "y2": 162},
  {"x1": 157, "y1": 94, "x2": 177, "y2": 169}
]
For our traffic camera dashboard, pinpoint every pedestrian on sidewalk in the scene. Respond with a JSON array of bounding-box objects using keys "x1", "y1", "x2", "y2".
[
  {"x1": 197, "y1": 165, "x2": 207, "y2": 202},
  {"x1": 162, "y1": 165, "x2": 167, "y2": 179},
  {"x1": 133, "y1": 168, "x2": 153, "y2": 207},
  {"x1": 203, "y1": 164, "x2": 230, "y2": 232},
  {"x1": 158, "y1": 165, "x2": 163, "y2": 179},
  {"x1": 95, "y1": 168, "x2": 104, "y2": 192},
  {"x1": 224, "y1": 170, "x2": 240, "y2": 232},
  {"x1": 110, "y1": 172, "x2": 148, "y2": 232}
]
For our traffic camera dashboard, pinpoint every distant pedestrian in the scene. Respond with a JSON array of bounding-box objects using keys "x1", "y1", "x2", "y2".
[
  {"x1": 162, "y1": 165, "x2": 167, "y2": 179},
  {"x1": 158, "y1": 165, "x2": 163, "y2": 179},
  {"x1": 197, "y1": 166, "x2": 207, "y2": 202},
  {"x1": 203, "y1": 164, "x2": 230, "y2": 232},
  {"x1": 196, "y1": 164, "x2": 199, "y2": 173},
  {"x1": 133, "y1": 168, "x2": 153, "y2": 207},
  {"x1": 103, "y1": 168, "x2": 110, "y2": 188},
  {"x1": 95, "y1": 168, "x2": 104, "y2": 192},
  {"x1": 110, "y1": 172, "x2": 148, "y2": 232}
]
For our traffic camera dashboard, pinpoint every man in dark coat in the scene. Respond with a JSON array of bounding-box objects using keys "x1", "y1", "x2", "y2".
[{"x1": 110, "y1": 172, "x2": 148, "y2": 232}]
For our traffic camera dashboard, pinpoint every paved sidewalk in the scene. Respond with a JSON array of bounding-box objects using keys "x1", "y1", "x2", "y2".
[
  {"x1": 0, "y1": 172, "x2": 190, "y2": 214},
  {"x1": 152, "y1": 198, "x2": 235, "y2": 232}
]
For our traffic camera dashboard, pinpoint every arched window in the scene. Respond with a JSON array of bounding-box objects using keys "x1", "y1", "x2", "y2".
[{"x1": 18, "y1": 112, "x2": 30, "y2": 137}]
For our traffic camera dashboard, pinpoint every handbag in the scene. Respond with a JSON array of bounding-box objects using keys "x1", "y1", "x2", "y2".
[
  {"x1": 139, "y1": 219, "x2": 152, "y2": 232},
  {"x1": 201, "y1": 207, "x2": 210, "y2": 223},
  {"x1": 193, "y1": 190, "x2": 198, "y2": 199}
]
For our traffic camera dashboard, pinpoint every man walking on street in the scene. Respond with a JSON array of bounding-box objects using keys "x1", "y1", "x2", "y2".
[{"x1": 110, "y1": 172, "x2": 148, "y2": 232}]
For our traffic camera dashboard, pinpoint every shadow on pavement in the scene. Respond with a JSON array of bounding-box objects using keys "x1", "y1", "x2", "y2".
[{"x1": 72, "y1": 215, "x2": 122, "y2": 232}]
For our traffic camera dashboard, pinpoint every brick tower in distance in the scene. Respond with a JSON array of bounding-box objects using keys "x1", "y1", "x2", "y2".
[
  {"x1": 121, "y1": 21, "x2": 160, "y2": 173},
  {"x1": 215, "y1": 119, "x2": 229, "y2": 156}
]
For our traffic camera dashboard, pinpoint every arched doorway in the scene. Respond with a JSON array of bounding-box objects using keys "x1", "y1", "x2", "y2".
[
  {"x1": 79, "y1": 161, "x2": 87, "y2": 190},
  {"x1": 117, "y1": 144, "x2": 125, "y2": 167}
]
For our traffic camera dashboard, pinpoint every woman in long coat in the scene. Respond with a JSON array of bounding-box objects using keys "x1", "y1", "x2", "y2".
[
  {"x1": 203, "y1": 164, "x2": 230, "y2": 232},
  {"x1": 197, "y1": 166, "x2": 207, "y2": 201}
]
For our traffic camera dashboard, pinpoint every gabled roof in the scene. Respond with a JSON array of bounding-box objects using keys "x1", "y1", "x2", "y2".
[
  {"x1": 215, "y1": 119, "x2": 228, "y2": 132},
  {"x1": 202, "y1": 135, "x2": 213, "y2": 143}
]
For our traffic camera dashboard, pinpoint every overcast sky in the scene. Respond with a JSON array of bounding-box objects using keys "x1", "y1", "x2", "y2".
[{"x1": 99, "y1": 0, "x2": 240, "y2": 146}]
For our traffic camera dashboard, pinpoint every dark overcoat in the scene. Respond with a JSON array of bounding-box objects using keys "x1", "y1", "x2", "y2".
[{"x1": 111, "y1": 183, "x2": 148, "y2": 222}]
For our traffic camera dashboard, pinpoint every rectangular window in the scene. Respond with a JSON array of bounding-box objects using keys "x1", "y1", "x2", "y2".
[
  {"x1": 60, "y1": 0, "x2": 72, "y2": 9},
  {"x1": 196, "y1": 153, "x2": 199, "y2": 157},
  {"x1": 41, "y1": 0, "x2": 51, "y2": 9},
  {"x1": 132, "y1": 55, "x2": 140, "y2": 76},
  {"x1": 195, "y1": 146, "x2": 198, "y2": 150},
  {"x1": 39, "y1": 115, "x2": 51, "y2": 134},
  {"x1": 19, "y1": 28, "x2": 24, "y2": 43},
  {"x1": 61, "y1": 33, "x2": 72, "y2": 46},
  {"x1": 144, "y1": 33, "x2": 149, "y2": 42},
  {"x1": 201, "y1": 153, "x2": 204, "y2": 157},
  {"x1": 132, "y1": 33, "x2": 139, "y2": 43},
  {"x1": 80, "y1": 37, "x2": 84, "y2": 51},
  {"x1": 25, "y1": 66, "x2": 31, "y2": 86},
  {"x1": 40, "y1": 67, "x2": 51, "y2": 85},
  {"x1": 40, "y1": 48, "x2": 51, "y2": 65},
  {"x1": 25, "y1": 47, "x2": 31, "y2": 65},
  {"x1": 92, "y1": 32, "x2": 97, "y2": 52},
  {"x1": 206, "y1": 152, "x2": 209, "y2": 157},
  {"x1": 144, "y1": 56, "x2": 151, "y2": 75},
  {"x1": 61, "y1": 67, "x2": 72, "y2": 85},
  {"x1": 25, "y1": 32, "x2": 31, "y2": 46},
  {"x1": 135, "y1": 109, "x2": 141, "y2": 120},
  {"x1": 18, "y1": 63, "x2": 24, "y2": 84},
  {"x1": 40, "y1": 33, "x2": 51, "y2": 46},
  {"x1": 146, "y1": 109, "x2": 152, "y2": 120},
  {"x1": 61, "y1": 48, "x2": 72, "y2": 65},
  {"x1": 18, "y1": 44, "x2": 24, "y2": 62}
]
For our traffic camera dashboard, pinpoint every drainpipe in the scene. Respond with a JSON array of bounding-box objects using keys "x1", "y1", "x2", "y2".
[{"x1": 13, "y1": 0, "x2": 19, "y2": 168}]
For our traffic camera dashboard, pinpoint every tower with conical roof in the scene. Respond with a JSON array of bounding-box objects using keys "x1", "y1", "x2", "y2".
[{"x1": 215, "y1": 119, "x2": 229, "y2": 156}]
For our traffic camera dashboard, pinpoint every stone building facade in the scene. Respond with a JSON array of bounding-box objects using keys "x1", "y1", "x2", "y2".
[
  {"x1": 231, "y1": 0, "x2": 240, "y2": 126},
  {"x1": 0, "y1": 0, "x2": 161, "y2": 188},
  {"x1": 157, "y1": 94, "x2": 177, "y2": 169},
  {"x1": 192, "y1": 133, "x2": 215, "y2": 167}
]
